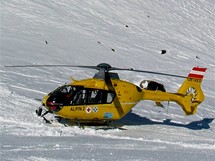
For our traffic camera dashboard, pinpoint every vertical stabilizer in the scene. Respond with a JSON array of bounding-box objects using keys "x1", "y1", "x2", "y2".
[{"x1": 177, "y1": 67, "x2": 207, "y2": 115}]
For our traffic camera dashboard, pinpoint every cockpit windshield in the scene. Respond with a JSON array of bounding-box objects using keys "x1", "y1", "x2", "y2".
[{"x1": 46, "y1": 85, "x2": 115, "y2": 110}]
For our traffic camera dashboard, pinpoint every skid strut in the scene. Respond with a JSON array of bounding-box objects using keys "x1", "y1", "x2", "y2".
[{"x1": 36, "y1": 106, "x2": 52, "y2": 123}]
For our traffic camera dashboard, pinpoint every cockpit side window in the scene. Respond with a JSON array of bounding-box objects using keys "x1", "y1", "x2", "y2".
[
  {"x1": 48, "y1": 85, "x2": 115, "y2": 106},
  {"x1": 87, "y1": 90, "x2": 103, "y2": 104},
  {"x1": 72, "y1": 89, "x2": 87, "y2": 105},
  {"x1": 47, "y1": 85, "x2": 78, "y2": 110},
  {"x1": 86, "y1": 89, "x2": 115, "y2": 105},
  {"x1": 106, "y1": 92, "x2": 115, "y2": 103}
]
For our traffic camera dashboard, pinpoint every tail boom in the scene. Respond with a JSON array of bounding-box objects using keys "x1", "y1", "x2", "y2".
[{"x1": 141, "y1": 67, "x2": 207, "y2": 115}]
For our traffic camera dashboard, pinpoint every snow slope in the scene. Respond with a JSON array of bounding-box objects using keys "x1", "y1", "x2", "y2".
[{"x1": 1, "y1": 0, "x2": 215, "y2": 160}]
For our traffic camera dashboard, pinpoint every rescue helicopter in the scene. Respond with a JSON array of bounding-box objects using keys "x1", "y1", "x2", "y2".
[{"x1": 6, "y1": 63, "x2": 207, "y2": 125}]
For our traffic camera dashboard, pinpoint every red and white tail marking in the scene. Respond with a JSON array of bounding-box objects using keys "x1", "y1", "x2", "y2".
[{"x1": 188, "y1": 67, "x2": 207, "y2": 79}]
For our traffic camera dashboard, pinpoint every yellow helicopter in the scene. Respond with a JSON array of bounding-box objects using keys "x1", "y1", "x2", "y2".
[{"x1": 6, "y1": 63, "x2": 207, "y2": 125}]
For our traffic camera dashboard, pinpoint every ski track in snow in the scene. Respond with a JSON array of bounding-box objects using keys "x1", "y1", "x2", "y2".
[{"x1": 1, "y1": 0, "x2": 215, "y2": 160}]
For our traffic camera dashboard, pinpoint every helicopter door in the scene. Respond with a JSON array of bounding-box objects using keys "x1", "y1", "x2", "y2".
[
  {"x1": 87, "y1": 89, "x2": 115, "y2": 104},
  {"x1": 73, "y1": 89, "x2": 87, "y2": 105},
  {"x1": 70, "y1": 88, "x2": 115, "y2": 105},
  {"x1": 87, "y1": 90, "x2": 102, "y2": 104}
]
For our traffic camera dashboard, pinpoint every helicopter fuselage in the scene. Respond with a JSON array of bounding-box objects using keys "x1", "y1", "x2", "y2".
[{"x1": 42, "y1": 78, "x2": 143, "y2": 122}]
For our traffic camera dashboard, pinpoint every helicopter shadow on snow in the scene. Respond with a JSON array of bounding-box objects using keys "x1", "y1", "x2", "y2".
[{"x1": 117, "y1": 111, "x2": 214, "y2": 130}]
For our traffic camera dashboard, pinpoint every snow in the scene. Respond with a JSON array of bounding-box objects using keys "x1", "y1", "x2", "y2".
[{"x1": 0, "y1": 0, "x2": 215, "y2": 160}]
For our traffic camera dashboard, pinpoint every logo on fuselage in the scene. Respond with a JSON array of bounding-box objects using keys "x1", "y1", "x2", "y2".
[{"x1": 86, "y1": 106, "x2": 92, "y2": 113}]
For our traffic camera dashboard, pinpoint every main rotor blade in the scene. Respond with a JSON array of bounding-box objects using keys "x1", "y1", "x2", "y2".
[
  {"x1": 5, "y1": 64, "x2": 187, "y2": 78},
  {"x1": 4, "y1": 64, "x2": 100, "y2": 70},
  {"x1": 110, "y1": 67, "x2": 186, "y2": 78}
]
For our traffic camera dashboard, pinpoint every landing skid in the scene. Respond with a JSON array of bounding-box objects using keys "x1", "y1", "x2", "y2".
[
  {"x1": 35, "y1": 106, "x2": 125, "y2": 130},
  {"x1": 66, "y1": 121, "x2": 126, "y2": 130}
]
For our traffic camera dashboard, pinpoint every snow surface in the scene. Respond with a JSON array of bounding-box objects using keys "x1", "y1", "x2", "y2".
[{"x1": 0, "y1": 0, "x2": 215, "y2": 160}]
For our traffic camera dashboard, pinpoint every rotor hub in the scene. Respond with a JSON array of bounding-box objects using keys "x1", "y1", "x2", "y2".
[{"x1": 97, "y1": 63, "x2": 112, "y2": 71}]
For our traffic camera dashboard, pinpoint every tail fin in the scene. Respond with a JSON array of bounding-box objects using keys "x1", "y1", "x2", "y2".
[{"x1": 176, "y1": 67, "x2": 207, "y2": 115}]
